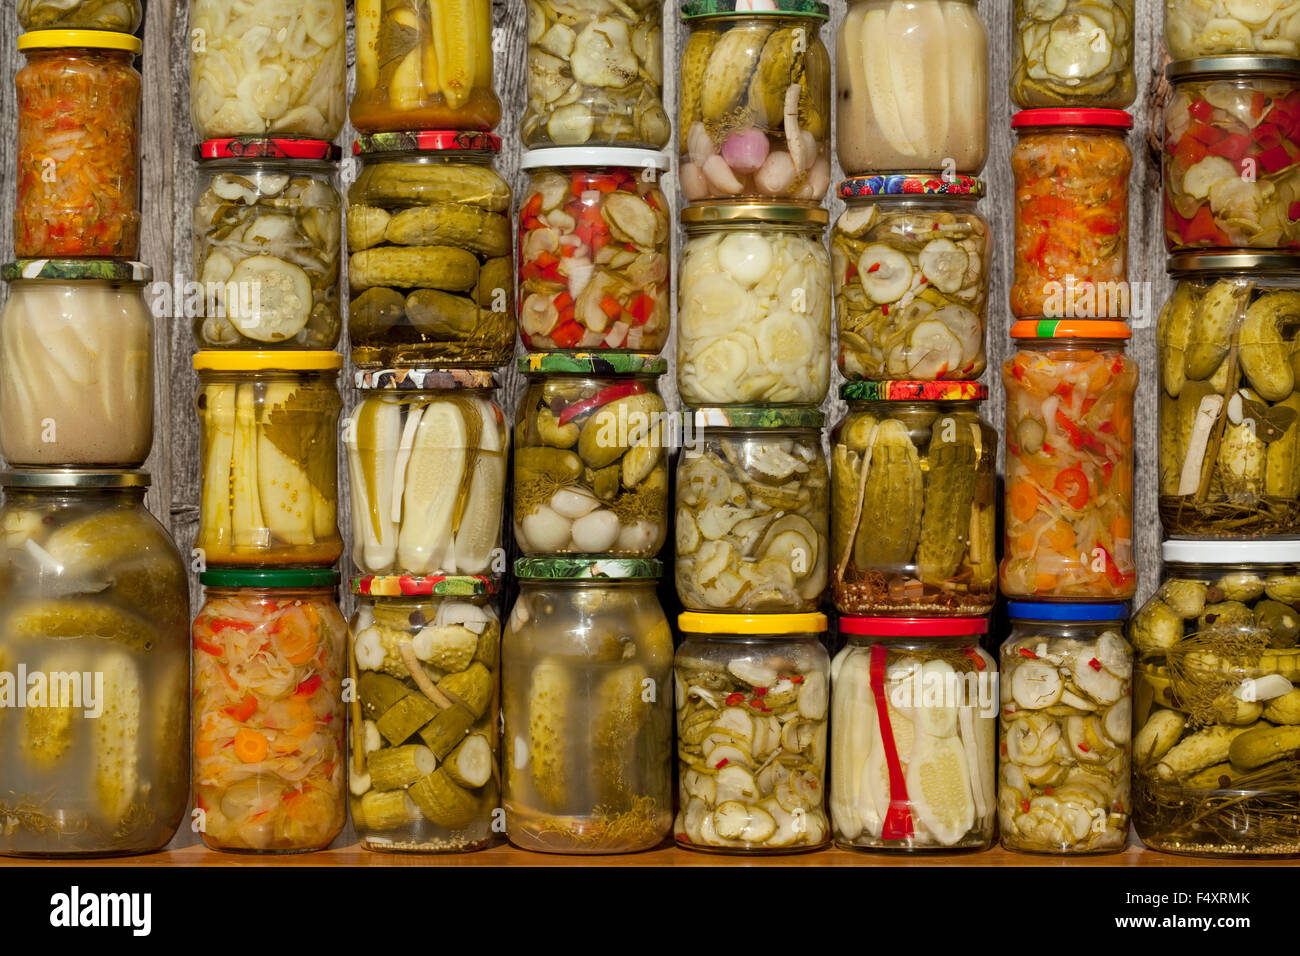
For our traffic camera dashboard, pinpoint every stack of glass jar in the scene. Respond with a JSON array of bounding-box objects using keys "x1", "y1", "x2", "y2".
[
  {"x1": 0, "y1": 15, "x2": 192, "y2": 859},
  {"x1": 989, "y1": 0, "x2": 1144, "y2": 857},
  {"x1": 824, "y1": 0, "x2": 1000, "y2": 855},
  {"x1": 335, "y1": 0, "x2": 516, "y2": 854},
  {"x1": 186, "y1": 0, "x2": 349, "y2": 854},
  {"x1": 1130, "y1": 13, "x2": 1300, "y2": 858},
  {"x1": 668, "y1": 0, "x2": 837, "y2": 856},
  {"x1": 496, "y1": 0, "x2": 677, "y2": 856}
]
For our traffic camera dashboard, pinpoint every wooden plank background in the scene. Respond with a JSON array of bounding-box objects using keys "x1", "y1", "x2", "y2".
[{"x1": 0, "y1": 0, "x2": 1171, "y2": 850}]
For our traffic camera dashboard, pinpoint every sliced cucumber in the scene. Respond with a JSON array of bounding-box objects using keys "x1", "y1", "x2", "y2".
[{"x1": 226, "y1": 254, "x2": 313, "y2": 342}]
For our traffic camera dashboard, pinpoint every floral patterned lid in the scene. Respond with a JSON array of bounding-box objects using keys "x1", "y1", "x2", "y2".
[
  {"x1": 514, "y1": 558, "x2": 662, "y2": 580},
  {"x1": 355, "y1": 369, "x2": 497, "y2": 390},
  {"x1": 839, "y1": 175, "x2": 984, "y2": 199},
  {"x1": 518, "y1": 353, "x2": 667, "y2": 376},
  {"x1": 354, "y1": 130, "x2": 502, "y2": 155},
  {"x1": 352, "y1": 575, "x2": 498, "y2": 597},
  {"x1": 841, "y1": 381, "x2": 988, "y2": 402},
  {"x1": 682, "y1": 0, "x2": 829, "y2": 20}
]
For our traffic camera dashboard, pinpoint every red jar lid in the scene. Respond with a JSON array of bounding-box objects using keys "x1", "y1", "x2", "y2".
[
  {"x1": 839, "y1": 617, "x2": 989, "y2": 637},
  {"x1": 199, "y1": 138, "x2": 341, "y2": 161},
  {"x1": 353, "y1": 130, "x2": 502, "y2": 155},
  {"x1": 1011, "y1": 109, "x2": 1134, "y2": 130}
]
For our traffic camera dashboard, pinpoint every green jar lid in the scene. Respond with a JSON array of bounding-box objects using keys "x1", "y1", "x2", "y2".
[
  {"x1": 689, "y1": 406, "x2": 824, "y2": 429},
  {"x1": 355, "y1": 368, "x2": 497, "y2": 390},
  {"x1": 518, "y1": 353, "x2": 667, "y2": 376},
  {"x1": 682, "y1": 0, "x2": 829, "y2": 20},
  {"x1": 841, "y1": 381, "x2": 988, "y2": 402},
  {"x1": 200, "y1": 568, "x2": 341, "y2": 588},
  {"x1": 352, "y1": 574, "x2": 497, "y2": 597},
  {"x1": 514, "y1": 557, "x2": 662, "y2": 580},
  {"x1": 2, "y1": 259, "x2": 152, "y2": 282}
]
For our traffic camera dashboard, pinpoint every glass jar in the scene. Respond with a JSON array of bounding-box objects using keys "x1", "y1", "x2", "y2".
[
  {"x1": 833, "y1": 175, "x2": 989, "y2": 381},
  {"x1": 349, "y1": 131, "x2": 514, "y2": 368},
  {"x1": 345, "y1": 369, "x2": 507, "y2": 577},
  {"x1": 836, "y1": 0, "x2": 989, "y2": 175},
  {"x1": 675, "y1": 612, "x2": 830, "y2": 853},
  {"x1": 19, "y1": 0, "x2": 140, "y2": 30},
  {"x1": 0, "y1": 471, "x2": 189, "y2": 857},
  {"x1": 525, "y1": 0, "x2": 668, "y2": 148},
  {"x1": 350, "y1": 0, "x2": 500, "y2": 134},
  {"x1": 513, "y1": 354, "x2": 668, "y2": 558},
  {"x1": 1011, "y1": 109, "x2": 1133, "y2": 319},
  {"x1": 193, "y1": 569, "x2": 347, "y2": 853},
  {"x1": 678, "y1": 0, "x2": 831, "y2": 203},
  {"x1": 1158, "y1": 254, "x2": 1300, "y2": 536},
  {"x1": 1164, "y1": 58, "x2": 1300, "y2": 253},
  {"x1": 189, "y1": 0, "x2": 346, "y2": 141},
  {"x1": 1167, "y1": 0, "x2": 1300, "y2": 58},
  {"x1": 678, "y1": 205, "x2": 831, "y2": 405},
  {"x1": 503, "y1": 558, "x2": 674, "y2": 853},
  {"x1": 15, "y1": 32, "x2": 141, "y2": 259},
  {"x1": 1011, "y1": 0, "x2": 1136, "y2": 108},
  {"x1": 831, "y1": 382, "x2": 997, "y2": 616},
  {"x1": 350, "y1": 575, "x2": 501, "y2": 853},
  {"x1": 0, "y1": 260, "x2": 153, "y2": 467},
  {"x1": 830, "y1": 616, "x2": 997, "y2": 851},
  {"x1": 194, "y1": 139, "x2": 342, "y2": 350},
  {"x1": 677, "y1": 408, "x2": 828, "y2": 612},
  {"x1": 518, "y1": 149, "x2": 671, "y2": 353},
  {"x1": 1001, "y1": 322, "x2": 1138, "y2": 601},
  {"x1": 1131, "y1": 540, "x2": 1300, "y2": 857},
  {"x1": 999, "y1": 602, "x2": 1132, "y2": 855},
  {"x1": 193, "y1": 351, "x2": 343, "y2": 567}
]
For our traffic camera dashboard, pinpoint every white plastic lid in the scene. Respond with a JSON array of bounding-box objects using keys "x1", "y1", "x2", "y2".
[
  {"x1": 1163, "y1": 538, "x2": 1300, "y2": 564},
  {"x1": 519, "y1": 148, "x2": 670, "y2": 171}
]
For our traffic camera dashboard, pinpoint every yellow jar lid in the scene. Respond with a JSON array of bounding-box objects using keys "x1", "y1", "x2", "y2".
[
  {"x1": 193, "y1": 351, "x2": 344, "y2": 372},
  {"x1": 679, "y1": 612, "x2": 828, "y2": 635},
  {"x1": 19, "y1": 30, "x2": 142, "y2": 54}
]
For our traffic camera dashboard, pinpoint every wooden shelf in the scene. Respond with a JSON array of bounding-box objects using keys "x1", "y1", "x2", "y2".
[{"x1": 4, "y1": 840, "x2": 1288, "y2": 867}]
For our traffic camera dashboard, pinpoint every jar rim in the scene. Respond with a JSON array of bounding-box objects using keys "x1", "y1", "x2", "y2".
[
  {"x1": 18, "y1": 29, "x2": 141, "y2": 54},
  {"x1": 681, "y1": 203, "x2": 829, "y2": 227},
  {"x1": 1168, "y1": 56, "x2": 1300, "y2": 81},
  {"x1": 518, "y1": 353, "x2": 667, "y2": 377},
  {"x1": 2, "y1": 259, "x2": 151, "y2": 283},
  {"x1": 681, "y1": 0, "x2": 830, "y2": 22},
  {"x1": 839, "y1": 174, "x2": 984, "y2": 200},
  {"x1": 201, "y1": 568, "x2": 340, "y2": 588},
  {"x1": 839, "y1": 616, "x2": 988, "y2": 637},
  {"x1": 194, "y1": 351, "x2": 344, "y2": 372},
  {"x1": 679, "y1": 612, "x2": 827, "y2": 635},
  {"x1": 355, "y1": 368, "x2": 498, "y2": 391},
  {"x1": 1011, "y1": 108, "x2": 1134, "y2": 131},
  {"x1": 198, "y1": 138, "x2": 340, "y2": 162},
  {"x1": 1168, "y1": 252, "x2": 1300, "y2": 277},
  {"x1": 515, "y1": 557, "x2": 662, "y2": 580},
  {"x1": 520, "y1": 147, "x2": 669, "y2": 172},
  {"x1": 1010, "y1": 319, "x2": 1132, "y2": 341},
  {"x1": 1, "y1": 469, "x2": 149, "y2": 489},
  {"x1": 1163, "y1": 538, "x2": 1300, "y2": 564},
  {"x1": 352, "y1": 574, "x2": 496, "y2": 597}
]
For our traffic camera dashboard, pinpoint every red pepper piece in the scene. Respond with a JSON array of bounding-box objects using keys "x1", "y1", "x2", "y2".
[
  {"x1": 1054, "y1": 467, "x2": 1091, "y2": 510},
  {"x1": 629, "y1": 292, "x2": 655, "y2": 324},
  {"x1": 1256, "y1": 144, "x2": 1294, "y2": 175},
  {"x1": 224, "y1": 692, "x2": 258, "y2": 722},
  {"x1": 194, "y1": 635, "x2": 224, "y2": 657},
  {"x1": 724, "y1": 692, "x2": 745, "y2": 706},
  {"x1": 1181, "y1": 206, "x2": 1230, "y2": 245},
  {"x1": 1188, "y1": 98, "x2": 1215, "y2": 123},
  {"x1": 599, "y1": 295, "x2": 624, "y2": 320},
  {"x1": 869, "y1": 643, "x2": 914, "y2": 841},
  {"x1": 1018, "y1": 648, "x2": 1038, "y2": 659},
  {"x1": 553, "y1": 291, "x2": 573, "y2": 311},
  {"x1": 1088, "y1": 658, "x2": 1103, "y2": 672},
  {"x1": 556, "y1": 381, "x2": 645, "y2": 425},
  {"x1": 295, "y1": 674, "x2": 323, "y2": 696},
  {"x1": 549, "y1": 320, "x2": 586, "y2": 349},
  {"x1": 715, "y1": 757, "x2": 729, "y2": 769},
  {"x1": 1211, "y1": 132, "x2": 1254, "y2": 163},
  {"x1": 791, "y1": 675, "x2": 804, "y2": 684},
  {"x1": 753, "y1": 686, "x2": 768, "y2": 697}
]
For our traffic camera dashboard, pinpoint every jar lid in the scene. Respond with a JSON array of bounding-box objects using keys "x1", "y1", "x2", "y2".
[
  {"x1": 520, "y1": 148, "x2": 670, "y2": 171},
  {"x1": 1010, "y1": 319, "x2": 1132, "y2": 340},
  {"x1": 1006, "y1": 602, "x2": 1128, "y2": 623},
  {"x1": 839, "y1": 616, "x2": 989, "y2": 637},
  {"x1": 689, "y1": 406, "x2": 824, "y2": 429},
  {"x1": 1168, "y1": 56, "x2": 1300, "y2": 80},
  {"x1": 355, "y1": 368, "x2": 497, "y2": 391},
  {"x1": 200, "y1": 568, "x2": 341, "y2": 588},
  {"x1": 1168, "y1": 252, "x2": 1300, "y2": 277},
  {"x1": 1011, "y1": 108, "x2": 1133, "y2": 130},
  {"x1": 841, "y1": 381, "x2": 988, "y2": 402},
  {"x1": 18, "y1": 29, "x2": 141, "y2": 53},
  {"x1": 515, "y1": 557, "x2": 662, "y2": 580},
  {"x1": 518, "y1": 353, "x2": 667, "y2": 376},
  {"x1": 354, "y1": 130, "x2": 503, "y2": 155},
  {"x1": 681, "y1": 203, "x2": 829, "y2": 226},
  {"x1": 681, "y1": 0, "x2": 830, "y2": 20},
  {"x1": 352, "y1": 574, "x2": 496, "y2": 597},
  {"x1": 678, "y1": 612, "x2": 828, "y2": 635},
  {"x1": 0, "y1": 469, "x2": 149, "y2": 489},
  {"x1": 839, "y1": 174, "x2": 985, "y2": 199},
  {"x1": 193, "y1": 351, "x2": 344, "y2": 372},
  {"x1": 198, "y1": 138, "x2": 341, "y2": 161},
  {"x1": 2, "y1": 259, "x2": 152, "y2": 282},
  {"x1": 1164, "y1": 539, "x2": 1300, "y2": 564}
]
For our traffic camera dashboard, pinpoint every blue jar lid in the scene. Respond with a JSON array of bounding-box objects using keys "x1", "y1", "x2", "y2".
[{"x1": 1006, "y1": 602, "x2": 1128, "y2": 622}]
